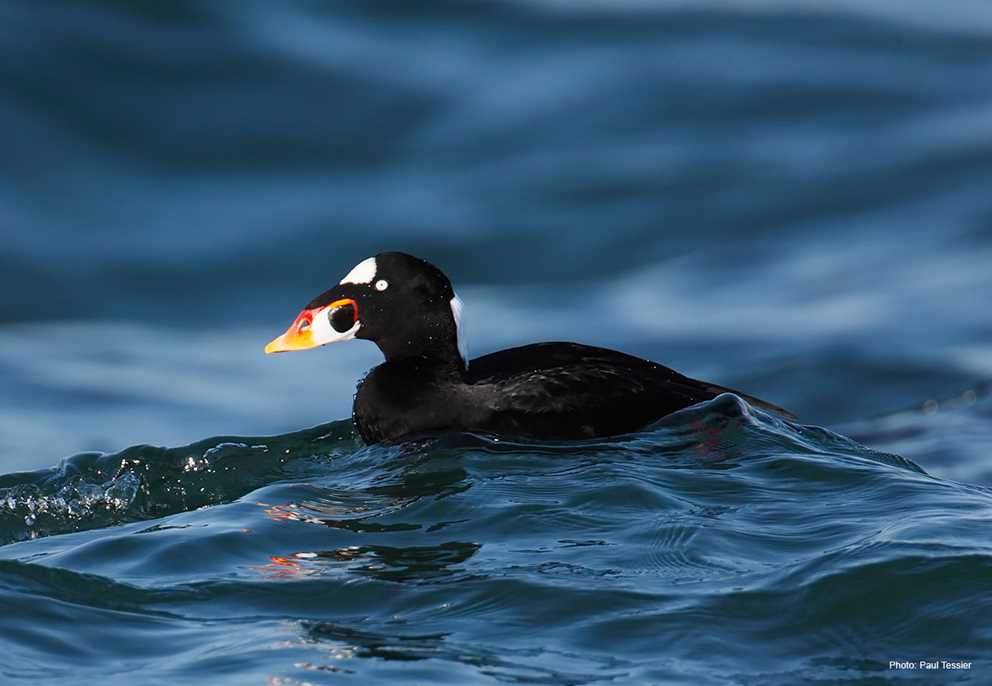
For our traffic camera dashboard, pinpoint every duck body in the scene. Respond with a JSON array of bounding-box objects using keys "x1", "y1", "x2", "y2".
[
  {"x1": 266, "y1": 252, "x2": 794, "y2": 445},
  {"x1": 353, "y1": 341, "x2": 792, "y2": 444}
]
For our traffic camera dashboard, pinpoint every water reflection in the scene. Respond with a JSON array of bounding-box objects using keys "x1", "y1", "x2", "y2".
[
  {"x1": 258, "y1": 541, "x2": 481, "y2": 584},
  {"x1": 292, "y1": 620, "x2": 632, "y2": 684}
]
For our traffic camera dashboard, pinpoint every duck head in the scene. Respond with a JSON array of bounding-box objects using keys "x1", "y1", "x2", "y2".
[{"x1": 265, "y1": 252, "x2": 467, "y2": 368}]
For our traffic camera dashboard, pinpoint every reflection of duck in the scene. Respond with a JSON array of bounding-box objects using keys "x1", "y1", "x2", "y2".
[
  {"x1": 260, "y1": 541, "x2": 481, "y2": 583},
  {"x1": 266, "y1": 252, "x2": 794, "y2": 443}
]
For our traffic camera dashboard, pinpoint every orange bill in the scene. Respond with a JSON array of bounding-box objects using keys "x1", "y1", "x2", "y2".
[{"x1": 264, "y1": 298, "x2": 359, "y2": 353}]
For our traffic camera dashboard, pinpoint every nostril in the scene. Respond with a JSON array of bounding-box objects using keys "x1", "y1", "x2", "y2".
[{"x1": 298, "y1": 319, "x2": 311, "y2": 332}]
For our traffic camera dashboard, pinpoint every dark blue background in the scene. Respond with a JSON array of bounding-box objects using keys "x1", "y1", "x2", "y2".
[
  {"x1": 1, "y1": 1, "x2": 990, "y2": 472},
  {"x1": 3, "y1": 4, "x2": 992, "y2": 685}
]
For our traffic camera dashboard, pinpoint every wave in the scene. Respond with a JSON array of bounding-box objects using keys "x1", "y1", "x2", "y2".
[{"x1": 2, "y1": 394, "x2": 990, "y2": 683}]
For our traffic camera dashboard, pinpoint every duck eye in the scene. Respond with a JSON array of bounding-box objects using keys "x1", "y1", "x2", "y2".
[{"x1": 375, "y1": 279, "x2": 389, "y2": 291}]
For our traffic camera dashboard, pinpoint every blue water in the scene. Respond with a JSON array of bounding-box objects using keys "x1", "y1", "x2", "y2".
[{"x1": 2, "y1": 0, "x2": 992, "y2": 683}]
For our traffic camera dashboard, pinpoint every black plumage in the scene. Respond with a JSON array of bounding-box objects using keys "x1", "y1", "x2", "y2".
[{"x1": 266, "y1": 252, "x2": 794, "y2": 444}]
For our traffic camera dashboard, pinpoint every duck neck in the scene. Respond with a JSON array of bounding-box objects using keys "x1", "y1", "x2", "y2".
[{"x1": 376, "y1": 339, "x2": 466, "y2": 379}]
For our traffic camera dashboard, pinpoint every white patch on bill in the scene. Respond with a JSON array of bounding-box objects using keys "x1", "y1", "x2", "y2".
[
  {"x1": 451, "y1": 293, "x2": 468, "y2": 367},
  {"x1": 310, "y1": 304, "x2": 361, "y2": 345},
  {"x1": 339, "y1": 257, "x2": 377, "y2": 285}
]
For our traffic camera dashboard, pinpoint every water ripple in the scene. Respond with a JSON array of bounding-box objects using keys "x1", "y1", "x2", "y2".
[{"x1": 3, "y1": 394, "x2": 987, "y2": 682}]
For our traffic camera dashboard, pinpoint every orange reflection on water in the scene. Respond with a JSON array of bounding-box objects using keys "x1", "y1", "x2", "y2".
[{"x1": 255, "y1": 554, "x2": 313, "y2": 579}]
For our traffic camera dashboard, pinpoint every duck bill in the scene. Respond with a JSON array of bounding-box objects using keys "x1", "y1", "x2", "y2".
[
  {"x1": 264, "y1": 312, "x2": 318, "y2": 353},
  {"x1": 264, "y1": 298, "x2": 360, "y2": 354}
]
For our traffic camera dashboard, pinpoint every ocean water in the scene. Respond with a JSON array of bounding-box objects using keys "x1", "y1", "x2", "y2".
[
  {"x1": 2, "y1": 396, "x2": 991, "y2": 684},
  {"x1": 2, "y1": 0, "x2": 992, "y2": 683}
]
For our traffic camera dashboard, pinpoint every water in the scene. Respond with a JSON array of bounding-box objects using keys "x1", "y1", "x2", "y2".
[
  {"x1": 2, "y1": 0, "x2": 992, "y2": 683},
  {"x1": 2, "y1": 397, "x2": 991, "y2": 683}
]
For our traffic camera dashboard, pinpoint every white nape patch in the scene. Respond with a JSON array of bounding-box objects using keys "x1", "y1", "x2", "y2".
[
  {"x1": 339, "y1": 257, "x2": 377, "y2": 285},
  {"x1": 450, "y1": 293, "x2": 468, "y2": 368},
  {"x1": 310, "y1": 304, "x2": 361, "y2": 345}
]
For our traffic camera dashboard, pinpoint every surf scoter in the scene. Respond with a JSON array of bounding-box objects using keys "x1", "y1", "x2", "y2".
[{"x1": 265, "y1": 252, "x2": 794, "y2": 443}]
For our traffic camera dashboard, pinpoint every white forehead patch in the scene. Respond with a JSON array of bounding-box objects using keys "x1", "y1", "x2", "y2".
[
  {"x1": 339, "y1": 257, "x2": 377, "y2": 285},
  {"x1": 451, "y1": 293, "x2": 468, "y2": 368}
]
